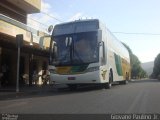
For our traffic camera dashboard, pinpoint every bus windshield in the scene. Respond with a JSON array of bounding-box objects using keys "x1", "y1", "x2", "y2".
[{"x1": 53, "y1": 31, "x2": 99, "y2": 66}]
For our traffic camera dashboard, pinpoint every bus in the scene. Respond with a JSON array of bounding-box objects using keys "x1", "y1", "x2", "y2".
[{"x1": 48, "y1": 19, "x2": 130, "y2": 90}]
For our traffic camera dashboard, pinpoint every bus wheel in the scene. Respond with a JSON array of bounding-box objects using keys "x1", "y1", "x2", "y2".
[
  {"x1": 124, "y1": 73, "x2": 129, "y2": 84},
  {"x1": 120, "y1": 73, "x2": 128, "y2": 85},
  {"x1": 104, "y1": 72, "x2": 112, "y2": 89},
  {"x1": 68, "y1": 84, "x2": 77, "y2": 91},
  {"x1": 123, "y1": 80, "x2": 128, "y2": 84},
  {"x1": 119, "y1": 79, "x2": 128, "y2": 85}
]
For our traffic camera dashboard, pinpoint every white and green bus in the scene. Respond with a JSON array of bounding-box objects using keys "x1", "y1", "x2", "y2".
[{"x1": 49, "y1": 19, "x2": 130, "y2": 90}]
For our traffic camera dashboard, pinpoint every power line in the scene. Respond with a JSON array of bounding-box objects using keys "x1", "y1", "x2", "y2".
[
  {"x1": 2, "y1": 2, "x2": 160, "y2": 36},
  {"x1": 41, "y1": 11, "x2": 64, "y2": 22},
  {"x1": 113, "y1": 32, "x2": 160, "y2": 36},
  {"x1": 1, "y1": 3, "x2": 64, "y2": 30}
]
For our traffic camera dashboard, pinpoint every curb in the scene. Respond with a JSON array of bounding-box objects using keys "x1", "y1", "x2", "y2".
[
  {"x1": 0, "y1": 84, "x2": 67, "y2": 100},
  {"x1": 0, "y1": 90, "x2": 53, "y2": 101}
]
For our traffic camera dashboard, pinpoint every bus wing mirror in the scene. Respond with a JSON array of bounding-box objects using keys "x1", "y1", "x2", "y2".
[
  {"x1": 51, "y1": 42, "x2": 57, "y2": 58},
  {"x1": 48, "y1": 25, "x2": 53, "y2": 33},
  {"x1": 99, "y1": 41, "x2": 106, "y2": 65},
  {"x1": 98, "y1": 41, "x2": 103, "y2": 46},
  {"x1": 98, "y1": 30, "x2": 102, "y2": 42},
  {"x1": 53, "y1": 42, "x2": 57, "y2": 57},
  {"x1": 50, "y1": 42, "x2": 58, "y2": 64}
]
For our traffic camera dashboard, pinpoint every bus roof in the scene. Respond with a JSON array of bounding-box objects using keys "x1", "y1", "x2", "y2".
[{"x1": 53, "y1": 19, "x2": 100, "y2": 36}]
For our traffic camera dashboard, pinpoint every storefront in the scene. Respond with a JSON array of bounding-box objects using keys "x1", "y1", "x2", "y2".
[
  {"x1": 0, "y1": 33, "x2": 50, "y2": 87},
  {"x1": 0, "y1": 0, "x2": 51, "y2": 88}
]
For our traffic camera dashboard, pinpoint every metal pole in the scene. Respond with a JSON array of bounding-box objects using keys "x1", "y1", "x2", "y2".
[
  {"x1": 16, "y1": 47, "x2": 20, "y2": 92},
  {"x1": 16, "y1": 34, "x2": 23, "y2": 93}
]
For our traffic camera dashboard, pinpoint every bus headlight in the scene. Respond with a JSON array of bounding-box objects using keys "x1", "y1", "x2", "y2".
[{"x1": 85, "y1": 66, "x2": 99, "y2": 72}]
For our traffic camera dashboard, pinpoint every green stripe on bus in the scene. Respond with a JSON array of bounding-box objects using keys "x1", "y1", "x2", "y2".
[{"x1": 114, "y1": 53, "x2": 123, "y2": 76}]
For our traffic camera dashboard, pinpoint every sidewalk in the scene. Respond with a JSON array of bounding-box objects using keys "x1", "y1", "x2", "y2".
[{"x1": 0, "y1": 84, "x2": 67, "y2": 100}]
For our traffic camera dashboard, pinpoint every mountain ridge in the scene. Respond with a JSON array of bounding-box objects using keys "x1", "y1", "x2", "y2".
[{"x1": 141, "y1": 61, "x2": 154, "y2": 76}]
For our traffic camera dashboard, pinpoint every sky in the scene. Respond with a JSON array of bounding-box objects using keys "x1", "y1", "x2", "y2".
[{"x1": 27, "y1": 0, "x2": 160, "y2": 63}]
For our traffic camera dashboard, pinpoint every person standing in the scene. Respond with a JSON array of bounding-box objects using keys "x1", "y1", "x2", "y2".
[{"x1": 1, "y1": 63, "x2": 8, "y2": 86}]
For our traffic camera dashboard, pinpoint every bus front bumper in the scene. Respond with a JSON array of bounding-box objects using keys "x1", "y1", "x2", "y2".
[{"x1": 50, "y1": 71, "x2": 101, "y2": 84}]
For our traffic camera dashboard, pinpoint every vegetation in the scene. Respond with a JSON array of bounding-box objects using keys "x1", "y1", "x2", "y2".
[
  {"x1": 151, "y1": 53, "x2": 160, "y2": 79},
  {"x1": 122, "y1": 43, "x2": 147, "y2": 79}
]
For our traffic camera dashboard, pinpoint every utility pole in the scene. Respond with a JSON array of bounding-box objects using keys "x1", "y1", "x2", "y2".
[{"x1": 16, "y1": 34, "x2": 23, "y2": 93}]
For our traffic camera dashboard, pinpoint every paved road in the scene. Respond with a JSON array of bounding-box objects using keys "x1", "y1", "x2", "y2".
[{"x1": 0, "y1": 79, "x2": 160, "y2": 114}]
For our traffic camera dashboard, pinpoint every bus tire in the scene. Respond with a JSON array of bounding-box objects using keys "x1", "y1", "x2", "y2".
[
  {"x1": 119, "y1": 79, "x2": 128, "y2": 85},
  {"x1": 68, "y1": 84, "x2": 77, "y2": 91},
  {"x1": 104, "y1": 72, "x2": 112, "y2": 89},
  {"x1": 123, "y1": 80, "x2": 128, "y2": 84},
  {"x1": 119, "y1": 72, "x2": 129, "y2": 85},
  {"x1": 124, "y1": 72, "x2": 129, "y2": 84}
]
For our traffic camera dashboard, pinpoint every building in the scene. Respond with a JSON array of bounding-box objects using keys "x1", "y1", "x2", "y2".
[{"x1": 0, "y1": 0, "x2": 51, "y2": 87}]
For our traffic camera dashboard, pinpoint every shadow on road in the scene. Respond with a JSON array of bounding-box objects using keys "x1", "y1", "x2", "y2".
[
  {"x1": 0, "y1": 84, "x2": 118, "y2": 101},
  {"x1": 1, "y1": 79, "x2": 158, "y2": 101}
]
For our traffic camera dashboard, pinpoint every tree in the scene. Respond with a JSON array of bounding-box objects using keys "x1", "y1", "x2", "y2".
[
  {"x1": 152, "y1": 53, "x2": 160, "y2": 78},
  {"x1": 122, "y1": 42, "x2": 147, "y2": 79}
]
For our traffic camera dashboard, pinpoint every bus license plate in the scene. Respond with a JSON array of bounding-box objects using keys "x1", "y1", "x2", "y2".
[{"x1": 68, "y1": 77, "x2": 76, "y2": 80}]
